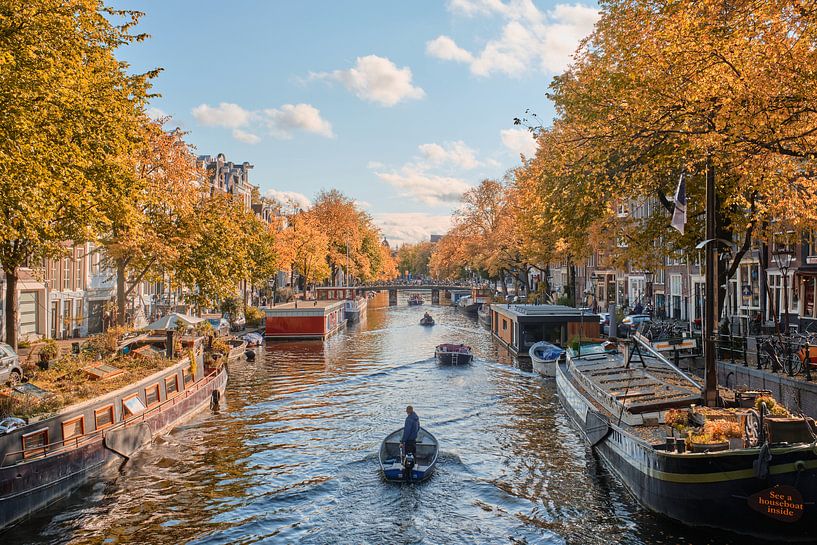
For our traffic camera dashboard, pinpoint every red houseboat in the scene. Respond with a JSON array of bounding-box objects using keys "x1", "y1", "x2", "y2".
[{"x1": 264, "y1": 300, "x2": 346, "y2": 339}]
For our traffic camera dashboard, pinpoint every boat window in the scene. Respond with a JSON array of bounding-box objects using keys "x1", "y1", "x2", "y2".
[
  {"x1": 503, "y1": 319, "x2": 508, "y2": 331},
  {"x1": 183, "y1": 366, "x2": 194, "y2": 386},
  {"x1": 62, "y1": 416, "x2": 85, "y2": 445},
  {"x1": 22, "y1": 428, "x2": 48, "y2": 458},
  {"x1": 165, "y1": 374, "x2": 179, "y2": 397},
  {"x1": 95, "y1": 405, "x2": 115, "y2": 430},
  {"x1": 145, "y1": 384, "x2": 160, "y2": 406},
  {"x1": 122, "y1": 394, "x2": 146, "y2": 418}
]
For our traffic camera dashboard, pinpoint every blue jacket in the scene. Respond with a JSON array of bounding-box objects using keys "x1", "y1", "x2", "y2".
[{"x1": 401, "y1": 412, "x2": 419, "y2": 442}]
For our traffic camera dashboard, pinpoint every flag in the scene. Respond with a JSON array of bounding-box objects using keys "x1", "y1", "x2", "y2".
[{"x1": 671, "y1": 173, "x2": 687, "y2": 235}]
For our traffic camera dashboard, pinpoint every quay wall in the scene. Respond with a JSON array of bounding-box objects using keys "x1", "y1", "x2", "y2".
[{"x1": 718, "y1": 360, "x2": 817, "y2": 418}]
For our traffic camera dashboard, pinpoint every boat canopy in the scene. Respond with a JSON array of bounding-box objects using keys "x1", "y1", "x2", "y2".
[{"x1": 145, "y1": 312, "x2": 204, "y2": 331}]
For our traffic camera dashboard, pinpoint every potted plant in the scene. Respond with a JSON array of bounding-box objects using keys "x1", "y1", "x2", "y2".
[
  {"x1": 707, "y1": 419, "x2": 744, "y2": 450},
  {"x1": 37, "y1": 340, "x2": 59, "y2": 370},
  {"x1": 687, "y1": 431, "x2": 729, "y2": 453}
]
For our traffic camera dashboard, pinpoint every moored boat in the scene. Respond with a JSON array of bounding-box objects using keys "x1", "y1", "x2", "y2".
[
  {"x1": 408, "y1": 294, "x2": 424, "y2": 306},
  {"x1": 555, "y1": 335, "x2": 817, "y2": 541},
  {"x1": 241, "y1": 332, "x2": 264, "y2": 347},
  {"x1": 435, "y1": 343, "x2": 473, "y2": 365},
  {"x1": 528, "y1": 341, "x2": 564, "y2": 377},
  {"x1": 0, "y1": 336, "x2": 227, "y2": 531},
  {"x1": 344, "y1": 295, "x2": 368, "y2": 323},
  {"x1": 477, "y1": 303, "x2": 491, "y2": 327},
  {"x1": 420, "y1": 315, "x2": 435, "y2": 326},
  {"x1": 379, "y1": 427, "x2": 438, "y2": 482},
  {"x1": 224, "y1": 337, "x2": 248, "y2": 361}
]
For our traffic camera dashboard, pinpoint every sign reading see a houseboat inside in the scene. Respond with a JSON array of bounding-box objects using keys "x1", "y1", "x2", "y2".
[{"x1": 747, "y1": 485, "x2": 804, "y2": 522}]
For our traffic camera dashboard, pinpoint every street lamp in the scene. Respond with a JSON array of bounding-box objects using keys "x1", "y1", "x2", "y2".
[{"x1": 773, "y1": 247, "x2": 794, "y2": 335}]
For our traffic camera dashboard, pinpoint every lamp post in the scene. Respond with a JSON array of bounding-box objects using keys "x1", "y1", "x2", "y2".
[
  {"x1": 645, "y1": 270, "x2": 654, "y2": 316},
  {"x1": 773, "y1": 248, "x2": 794, "y2": 335}
]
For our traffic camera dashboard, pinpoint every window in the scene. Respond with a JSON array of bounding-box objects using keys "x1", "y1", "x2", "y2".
[
  {"x1": 75, "y1": 248, "x2": 84, "y2": 290},
  {"x1": 183, "y1": 366, "x2": 194, "y2": 386},
  {"x1": 49, "y1": 259, "x2": 59, "y2": 283},
  {"x1": 22, "y1": 429, "x2": 48, "y2": 458},
  {"x1": 739, "y1": 263, "x2": 760, "y2": 309},
  {"x1": 502, "y1": 319, "x2": 508, "y2": 331},
  {"x1": 62, "y1": 416, "x2": 85, "y2": 445},
  {"x1": 145, "y1": 384, "x2": 160, "y2": 406},
  {"x1": 19, "y1": 291, "x2": 39, "y2": 336},
  {"x1": 91, "y1": 250, "x2": 101, "y2": 276},
  {"x1": 74, "y1": 299, "x2": 83, "y2": 330},
  {"x1": 94, "y1": 405, "x2": 114, "y2": 430},
  {"x1": 165, "y1": 374, "x2": 179, "y2": 397},
  {"x1": 122, "y1": 394, "x2": 146, "y2": 418},
  {"x1": 63, "y1": 257, "x2": 72, "y2": 290}
]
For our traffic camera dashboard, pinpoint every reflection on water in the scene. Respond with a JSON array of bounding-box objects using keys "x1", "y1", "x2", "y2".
[{"x1": 9, "y1": 294, "x2": 749, "y2": 544}]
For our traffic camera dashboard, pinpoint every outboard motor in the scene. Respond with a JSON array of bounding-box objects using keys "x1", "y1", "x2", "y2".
[{"x1": 403, "y1": 452, "x2": 415, "y2": 481}]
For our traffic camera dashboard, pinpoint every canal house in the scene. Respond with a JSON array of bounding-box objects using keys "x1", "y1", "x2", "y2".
[
  {"x1": 491, "y1": 304, "x2": 600, "y2": 356},
  {"x1": 264, "y1": 300, "x2": 346, "y2": 339}
]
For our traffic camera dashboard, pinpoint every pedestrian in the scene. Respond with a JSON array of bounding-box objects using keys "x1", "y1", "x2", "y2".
[{"x1": 400, "y1": 405, "x2": 420, "y2": 457}]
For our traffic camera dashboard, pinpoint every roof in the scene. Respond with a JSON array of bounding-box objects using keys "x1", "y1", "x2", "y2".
[{"x1": 492, "y1": 304, "x2": 599, "y2": 321}]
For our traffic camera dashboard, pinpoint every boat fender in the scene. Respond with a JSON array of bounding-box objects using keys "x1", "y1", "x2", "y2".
[{"x1": 210, "y1": 389, "x2": 221, "y2": 411}]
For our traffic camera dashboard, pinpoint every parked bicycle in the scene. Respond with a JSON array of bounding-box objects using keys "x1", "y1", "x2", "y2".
[{"x1": 757, "y1": 335, "x2": 802, "y2": 376}]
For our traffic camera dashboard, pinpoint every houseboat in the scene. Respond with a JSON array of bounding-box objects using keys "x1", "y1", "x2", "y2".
[
  {"x1": 0, "y1": 335, "x2": 227, "y2": 531},
  {"x1": 458, "y1": 287, "x2": 492, "y2": 314},
  {"x1": 555, "y1": 335, "x2": 817, "y2": 541},
  {"x1": 313, "y1": 286, "x2": 368, "y2": 324},
  {"x1": 477, "y1": 303, "x2": 491, "y2": 327},
  {"x1": 264, "y1": 300, "x2": 346, "y2": 339},
  {"x1": 490, "y1": 304, "x2": 599, "y2": 357}
]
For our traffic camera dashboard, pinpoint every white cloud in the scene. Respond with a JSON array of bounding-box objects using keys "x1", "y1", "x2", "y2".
[
  {"x1": 146, "y1": 106, "x2": 168, "y2": 121},
  {"x1": 261, "y1": 103, "x2": 334, "y2": 139},
  {"x1": 265, "y1": 189, "x2": 311, "y2": 212},
  {"x1": 311, "y1": 55, "x2": 425, "y2": 107},
  {"x1": 376, "y1": 166, "x2": 472, "y2": 207},
  {"x1": 366, "y1": 161, "x2": 384, "y2": 169},
  {"x1": 191, "y1": 102, "x2": 251, "y2": 128},
  {"x1": 418, "y1": 141, "x2": 481, "y2": 169},
  {"x1": 428, "y1": 2, "x2": 599, "y2": 77},
  {"x1": 500, "y1": 127, "x2": 538, "y2": 157},
  {"x1": 191, "y1": 102, "x2": 333, "y2": 143},
  {"x1": 425, "y1": 36, "x2": 473, "y2": 63},
  {"x1": 232, "y1": 128, "x2": 260, "y2": 144},
  {"x1": 354, "y1": 200, "x2": 372, "y2": 209},
  {"x1": 374, "y1": 213, "x2": 453, "y2": 246}
]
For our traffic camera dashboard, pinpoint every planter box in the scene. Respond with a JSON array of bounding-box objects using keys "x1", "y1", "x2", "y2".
[
  {"x1": 765, "y1": 417, "x2": 817, "y2": 444},
  {"x1": 690, "y1": 441, "x2": 729, "y2": 453}
]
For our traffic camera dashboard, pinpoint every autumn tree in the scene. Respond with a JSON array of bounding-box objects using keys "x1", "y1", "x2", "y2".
[
  {"x1": 0, "y1": 1, "x2": 153, "y2": 348},
  {"x1": 175, "y1": 194, "x2": 252, "y2": 312},
  {"x1": 537, "y1": 0, "x2": 817, "y2": 310},
  {"x1": 277, "y1": 211, "x2": 331, "y2": 290},
  {"x1": 397, "y1": 242, "x2": 435, "y2": 277},
  {"x1": 98, "y1": 120, "x2": 199, "y2": 326}
]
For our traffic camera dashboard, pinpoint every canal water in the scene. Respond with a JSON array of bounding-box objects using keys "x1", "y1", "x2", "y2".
[{"x1": 10, "y1": 295, "x2": 756, "y2": 544}]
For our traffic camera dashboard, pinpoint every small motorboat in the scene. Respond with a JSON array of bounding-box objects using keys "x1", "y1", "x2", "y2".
[
  {"x1": 435, "y1": 343, "x2": 473, "y2": 365},
  {"x1": 528, "y1": 341, "x2": 564, "y2": 377},
  {"x1": 379, "y1": 427, "x2": 439, "y2": 483},
  {"x1": 420, "y1": 315, "x2": 435, "y2": 326}
]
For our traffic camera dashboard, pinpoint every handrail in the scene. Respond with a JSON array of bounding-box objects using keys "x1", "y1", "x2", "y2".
[
  {"x1": 631, "y1": 332, "x2": 702, "y2": 389},
  {"x1": 1, "y1": 366, "x2": 224, "y2": 467}
]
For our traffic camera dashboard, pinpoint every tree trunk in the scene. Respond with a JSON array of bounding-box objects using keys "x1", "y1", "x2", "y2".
[
  {"x1": 3, "y1": 267, "x2": 18, "y2": 350},
  {"x1": 116, "y1": 258, "x2": 127, "y2": 326}
]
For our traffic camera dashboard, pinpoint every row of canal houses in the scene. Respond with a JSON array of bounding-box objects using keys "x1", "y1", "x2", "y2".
[
  {"x1": 542, "y1": 198, "x2": 817, "y2": 336},
  {"x1": 0, "y1": 153, "x2": 293, "y2": 344}
]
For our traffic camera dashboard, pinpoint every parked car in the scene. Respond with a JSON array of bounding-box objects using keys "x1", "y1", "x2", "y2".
[
  {"x1": 204, "y1": 316, "x2": 230, "y2": 337},
  {"x1": 0, "y1": 342, "x2": 23, "y2": 385},
  {"x1": 620, "y1": 314, "x2": 652, "y2": 336},
  {"x1": 0, "y1": 417, "x2": 26, "y2": 435}
]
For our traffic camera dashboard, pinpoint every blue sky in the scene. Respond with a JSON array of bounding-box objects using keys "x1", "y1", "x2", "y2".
[{"x1": 116, "y1": 0, "x2": 598, "y2": 244}]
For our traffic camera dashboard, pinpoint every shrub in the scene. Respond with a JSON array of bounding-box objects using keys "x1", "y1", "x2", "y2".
[
  {"x1": 704, "y1": 419, "x2": 742, "y2": 440},
  {"x1": 245, "y1": 306, "x2": 264, "y2": 327},
  {"x1": 664, "y1": 408, "x2": 688, "y2": 428},
  {"x1": 39, "y1": 339, "x2": 59, "y2": 361}
]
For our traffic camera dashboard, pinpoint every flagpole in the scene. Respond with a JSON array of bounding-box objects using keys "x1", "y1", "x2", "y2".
[{"x1": 703, "y1": 156, "x2": 718, "y2": 407}]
